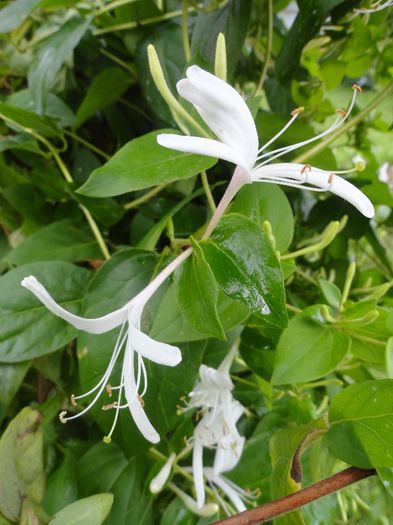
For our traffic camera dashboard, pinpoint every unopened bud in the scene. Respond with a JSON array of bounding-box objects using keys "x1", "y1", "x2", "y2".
[{"x1": 149, "y1": 453, "x2": 176, "y2": 494}]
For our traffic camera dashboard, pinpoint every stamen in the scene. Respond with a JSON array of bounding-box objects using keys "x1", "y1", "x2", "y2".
[
  {"x1": 257, "y1": 108, "x2": 303, "y2": 155},
  {"x1": 59, "y1": 411, "x2": 68, "y2": 424},
  {"x1": 70, "y1": 394, "x2": 77, "y2": 406},
  {"x1": 291, "y1": 106, "x2": 304, "y2": 116},
  {"x1": 137, "y1": 395, "x2": 145, "y2": 408},
  {"x1": 336, "y1": 109, "x2": 347, "y2": 117},
  {"x1": 106, "y1": 384, "x2": 112, "y2": 397},
  {"x1": 352, "y1": 83, "x2": 362, "y2": 93},
  {"x1": 102, "y1": 402, "x2": 118, "y2": 411}
]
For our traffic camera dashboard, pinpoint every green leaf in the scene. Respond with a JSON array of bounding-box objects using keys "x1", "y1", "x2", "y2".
[
  {"x1": 74, "y1": 67, "x2": 131, "y2": 128},
  {"x1": 202, "y1": 214, "x2": 288, "y2": 329},
  {"x1": 77, "y1": 130, "x2": 216, "y2": 197},
  {"x1": 177, "y1": 239, "x2": 225, "y2": 339},
  {"x1": 28, "y1": 16, "x2": 90, "y2": 112},
  {"x1": 0, "y1": 0, "x2": 41, "y2": 33},
  {"x1": 43, "y1": 453, "x2": 78, "y2": 516},
  {"x1": 272, "y1": 307, "x2": 350, "y2": 384},
  {"x1": 0, "y1": 101, "x2": 60, "y2": 137},
  {"x1": 0, "y1": 408, "x2": 44, "y2": 522},
  {"x1": 270, "y1": 426, "x2": 309, "y2": 525},
  {"x1": 386, "y1": 337, "x2": 393, "y2": 378},
  {"x1": 151, "y1": 283, "x2": 250, "y2": 344},
  {"x1": 0, "y1": 362, "x2": 29, "y2": 415},
  {"x1": 319, "y1": 279, "x2": 342, "y2": 309},
  {"x1": 0, "y1": 134, "x2": 41, "y2": 154},
  {"x1": 6, "y1": 220, "x2": 102, "y2": 265},
  {"x1": 326, "y1": 380, "x2": 393, "y2": 468},
  {"x1": 231, "y1": 184, "x2": 294, "y2": 252},
  {"x1": 49, "y1": 494, "x2": 113, "y2": 525},
  {"x1": 0, "y1": 261, "x2": 91, "y2": 362}
]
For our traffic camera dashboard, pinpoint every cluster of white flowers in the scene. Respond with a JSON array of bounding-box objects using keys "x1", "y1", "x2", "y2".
[{"x1": 21, "y1": 61, "x2": 375, "y2": 516}]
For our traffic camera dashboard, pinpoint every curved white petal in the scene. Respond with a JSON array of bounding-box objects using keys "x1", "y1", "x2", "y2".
[
  {"x1": 214, "y1": 432, "x2": 245, "y2": 475},
  {"x1": 123, "y1": 343, "x2": 160, "y2": 444},
  {"x1": 198, "y1": 364, "x2": 233, "y2": 391},
  {"x1": 252, "y1": 163, "x2": 375, "y2": 218},
  {"x1": 192, "y1": 438, "x2": 205, "y2": 508},
  {"x1": 177, "y1": 66, "x2": 258, "y2": 167},
  {"x1": 157, "y1": 133, "x2": 248, "y2": 168},
  {"x1": 130, "y1": 326, "x2": 181, "y2": 366},
  {"x1": 21, "y1": 276, "x2": 128, "y2": 334}
]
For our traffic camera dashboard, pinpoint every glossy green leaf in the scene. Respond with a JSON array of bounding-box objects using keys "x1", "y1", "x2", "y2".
[
  {"x1": 6, "y1": 220, "x2": 102, "y2": 265},
  {"x1": 177, "y1": 239, "x2": 225, "y2": 339},
  {"x1": 319, "y1": 279, "x2": 341, "y2": 309},
  {"x1": 272, "y1": 308, "x2": 350, "y2": 384},
  {"x1": 77, "y1": 130, "x2": 216, "y2": 197},
  {"x1": 0, "y1": 0, "x2": 41, "y2": 33},
  {"x1": 0, "y1": 408, "x2": 44, "y2": 522},
  {"x1": 151, "y1": 283, "x2": 250, "y2": 343},
  {"x1": 386, "y1": 337, "x2": 393, "y2": 378},
  {"x1": 28, "y1": 16, "x2": 90, "y2": 112},
  {"x1": 74, "y1": 67, "x2": 131, "y2": 128},
  {"x1": 49, "y1": 494, "x2": 113, "y2": 525},
  {"x1": 231, "y1": 184, "x2": 294, "y2": 252},
  {"x1": 0, "y1": 261, "x2": 91, "y2": 362},
  {"x1": 202, "y1": 214, "x2": 288, "y2": 329},
  {"x1": 0, "y1": 101, "x2": 60, "y2": 137},
  {"x1": 326, "y1": 380, "x2": 393, "y2": 468},
  {"x1": 43, "y1": 453, "x2": 78, "y2": 516},
  {"x1": 0, "y1": 362, "x2": 29, "y2": 414}
]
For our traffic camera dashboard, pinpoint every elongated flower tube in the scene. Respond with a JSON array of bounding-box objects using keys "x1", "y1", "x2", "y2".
[
  {"x1": 157, "y1": 66, "x2": 374, "y2": 229},
  {"x1": 21, "y1": 249, "x2": 191, "y2": 443}
]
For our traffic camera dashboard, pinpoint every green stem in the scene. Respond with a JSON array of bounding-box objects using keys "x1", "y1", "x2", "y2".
[
  {"x1": 64, "y1": 130, "x2": 110, "y2": 160},
  {"x1": 182, "y1": 0, "x2": 191, "y2": 62},
  {"x1": 201, "y1": 172, "x2": 216, "y2": 213},
  {"x1": 94, "y1": 0, "x2": 140, "y2": 16},
  {"x1": 93, "y1": 9, "x2": 192, "y2": 35},
  {"x1": 124, "y1": 184, "x2": 168, "y2": 210},
  {"x1": 294, "y1": 79, "x2": 393, "y2": 163},
  {"x1": 255, "y1": 0, "x2": 273, "y2": 94},
  {"x1": 100, "y1": 47, "x2": 136, "y2": 76}
]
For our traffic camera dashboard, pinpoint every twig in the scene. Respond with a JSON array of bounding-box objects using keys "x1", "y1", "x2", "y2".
[{"x1": 211, "y1": 467, "x2": 375, "y2": 525}]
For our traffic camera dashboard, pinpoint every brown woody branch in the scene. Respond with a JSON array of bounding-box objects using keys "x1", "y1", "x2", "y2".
[{"x1": 212, "y1": 467, "x2": 375, "y2": 525}]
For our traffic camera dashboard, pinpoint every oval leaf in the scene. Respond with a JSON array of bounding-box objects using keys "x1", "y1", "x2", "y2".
[{"x1": 49, "y1": 494, "x2": 113, "y2": 525}]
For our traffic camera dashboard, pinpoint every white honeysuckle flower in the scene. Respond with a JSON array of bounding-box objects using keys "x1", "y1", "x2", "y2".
[
  {"x1": 204, "y1": 467, "x2": 248, "y2": 514},
  {"x1": 149, "y1": 452, "x2": 176, "y2": 493},
  {"x1": 355, "y1": 0, "x2": 393, "y2": 13},
  {"x1": 20, "y1": 251, "x2": 191, "y2": 443},
  {"x1": 157, "y1": 66, "x2": 374, "y2": 220}
]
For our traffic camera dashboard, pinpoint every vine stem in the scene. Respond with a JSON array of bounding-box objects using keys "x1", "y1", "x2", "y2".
[
  {"x1": 124, "y1": 184, "x2": 168, "y2": 210},
  {"x1": 255, "y1": 0, "x2": 273, "y2": 94},
  {"x1": 211, "y1": 467, "x2": 375, "y2": 525},
  {"x1": 294, "y1": 78, "x2": 393, "y2": 163},
  {"x1": 182, "y1": 0, "x2": 191, "y2": 62}
]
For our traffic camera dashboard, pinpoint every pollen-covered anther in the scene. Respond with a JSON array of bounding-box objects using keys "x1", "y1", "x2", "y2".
[
  {"x1": 137, "y1": 395, "x2": 145, "y2": 408},
  {"x1": 352, "y1": 83, "x2": 362, "y2": 93},
  {"x1": 291, "y1": 106, "x2": 304, "y2": 116},
  {"x1": 106, "y1": 383, "x2": 112, "y2": 397},
  {"x1": 102, "y1": 402, "x2": 118, "y2": 411},
  {"x1": 328, "y1": 173, "x2": 335, "y2": 185},
  {"x1": 70, "y1": 394, "x2": 77, "y2": 406},
  {"x1": 59, "y1": 411, "x2": 68, "y2": 424},
  {"x1": 336, "y1": 109, "x2": 347, "y2": 117},
  {"x1": 300, "y1": 164, "x2": 312, "y2": 174}
]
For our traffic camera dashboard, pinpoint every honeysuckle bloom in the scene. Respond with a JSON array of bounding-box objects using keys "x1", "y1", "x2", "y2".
[
  {"x1": 157, "y1": 66, "x2": 374, "y2": 234},
  {"x1": 186, "y1": 346, "x2": 246, "y2": 509},
  {"x1": 204, "y1": 467, "x2": 248, "y2": 514},
  {"x1": 21, "y1": 251, "x2": 190, "y2": 443}
]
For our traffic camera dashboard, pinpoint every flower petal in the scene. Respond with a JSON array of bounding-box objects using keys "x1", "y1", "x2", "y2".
[
  {"x1": 177, "y1": 66, "x2": 258, "y2": 167},
  {"x1": 214, "y1": 432, "x2": 245, "y2": 475},
  {"x1": 204, "y1": 470, "x2": 246, "y2": 513},
  {"x1": 123, "y1": 343, "x2": 160, "y2": 444},
  {"x1": 21, "y1": 276, "x2": 128, "y2": 334},
  {"x1": 252, "y1": 163, "x2": 375, "y2": 218},
  {"x1": 130, "y1": 326, "x2": 181, "y2": 366},
  {"x1": 157, "y1": 133, "x2": 248, "y2": 168},
  {"x1": 192, "y1": 438, "x2": 205, "y2": 508}
]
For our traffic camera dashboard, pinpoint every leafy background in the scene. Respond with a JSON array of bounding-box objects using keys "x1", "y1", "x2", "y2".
[{"x1": 0, "y1": 0, "x2": 393, "y2": 523}]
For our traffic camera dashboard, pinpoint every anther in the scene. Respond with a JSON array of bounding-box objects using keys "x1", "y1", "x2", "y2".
[
  {"x1": 291, "y1": 106, "x2": 304, "y2": 116},
  {"x1": 103, "y1": 435, "x2": 112, "y2": 444},
  {"x1": 137, "y1": 395, "x2": 145, "y2": 408},
  {"x1": 300, "y1": 164, "x2": 312, "y2": 174},
  {"x1": 59, "y1": 411, "x2": 68, "y2": 424},
  {"x1": 328, "y1": 173, "x2": 335, "y2": 185},
  {"x1": 102, "y1": 402, "x2": 118, "y2": 411},
  {"x1": 336, "y1": 109, "x2": 347, "y2": 117},
  {"x1": 352, "y1": 83, "x2": 362, "y2": 93},
  {"x1": 106, "y1": 384, "x2": 112, "y2": 397},
  {"x1": 70, "y1": 394, "x2": 77, "y2": 406}
]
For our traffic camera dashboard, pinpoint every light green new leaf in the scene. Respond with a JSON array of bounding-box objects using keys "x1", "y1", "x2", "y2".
[
  {"x1": 272, "y1": 308, "x2": 350, "y2": 385},
  {"x1": 0, "y1": 0, "x2": 41, "y2": 33},
  {"x1": 74, "y1": 67, "x2": 131, "y2": 128},
  {"x1": 177, "y1": 239, "x2": 225, "y2": 339},
  {"x1": 319, "y1": 279, "x2": 342, "y2": 309},
  {"x1": 29, "y1": 16, "x2": 90, "y2": 112},
  {"x1": 77, "y1": 130, "x2": 217, "y2": 197},
  {"x1": 6, "y1": 220, "x2": 101, "y2": 265},
  {"x1": 202, "y1": 214, "x2": 288, "y2": 329},
  {"x1": 0, "y1": 408, "x2": 44, "y2": 522},
  {"x1": 326, "y1": 380, "x2": 393, "y2": 468},
  {"x1": 0, "y1": 261, "x2": 91, "y2": 362},
  {"x1": 49, "y1": 494, "x2": 113, "y2": 525}
]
